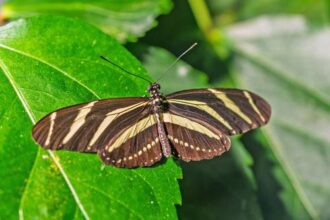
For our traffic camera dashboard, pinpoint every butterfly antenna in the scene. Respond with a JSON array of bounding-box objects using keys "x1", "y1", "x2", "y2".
[
  {"x1": 155, "y1": 42, "x2": 198, "y2": 82},
  {"x1": 100, "y1": 55, "x2": 152, "y2": 84}
]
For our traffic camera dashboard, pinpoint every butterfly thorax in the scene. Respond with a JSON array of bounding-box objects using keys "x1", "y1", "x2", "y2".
[
  {"x1": 148, "y1": 83, "x2": 171, "y2": 157},
  {"x1": 148, "y1": 83, "x2": 165, "y2": 110}
]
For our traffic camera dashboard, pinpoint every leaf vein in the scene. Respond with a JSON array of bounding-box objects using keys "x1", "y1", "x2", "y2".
[{"x1": 0, "y1": 58, "x2": 90, "y2": 220}]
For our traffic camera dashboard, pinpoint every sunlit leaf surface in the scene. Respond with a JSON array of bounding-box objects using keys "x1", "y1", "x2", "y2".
[{"x1": 0, "y1": 16, "x2": 181, "y2": 219}]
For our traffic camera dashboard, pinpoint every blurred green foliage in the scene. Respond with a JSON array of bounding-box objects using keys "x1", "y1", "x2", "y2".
[{"x1": 0, "y1": 0, "x2": 329, "y2": 219}]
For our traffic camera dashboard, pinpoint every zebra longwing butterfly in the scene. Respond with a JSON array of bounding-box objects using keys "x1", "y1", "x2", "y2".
[{"x1": 32, "y1": 82, "x2": 271, "y2": 168}]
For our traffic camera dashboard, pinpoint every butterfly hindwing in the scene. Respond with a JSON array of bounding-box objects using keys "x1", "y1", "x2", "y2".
[
  {"x1": 32, "y1": 97, "x2": 149, "y2": 153},
  {"x1": 98, "y1": 118, "x2": 162, "y2": 167},
  {"x1": 163, "y1": 113, "x2": 230, "y2": 161}
]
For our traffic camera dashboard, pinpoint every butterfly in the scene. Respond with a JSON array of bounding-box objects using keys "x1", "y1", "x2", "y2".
[{"x1": 32, "y1": 82, "x2": 271, "y2": 168}]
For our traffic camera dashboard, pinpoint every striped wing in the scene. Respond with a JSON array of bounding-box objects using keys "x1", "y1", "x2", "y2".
[
  {"x1": 98, "y1": 119, "x2": 162, "y2": 168},
  {"x1": 165, "y1": 88, "x2": 271, "y2": 161},
  {"x1": 167, "y1": 88, "x2": 271, "y2": 135},
  {"x1": 32, "y1": 97, "x2": 149, "y2": 153},
  {"x1": 164, "y1": 113, "x2": 230, "y2": 162}
]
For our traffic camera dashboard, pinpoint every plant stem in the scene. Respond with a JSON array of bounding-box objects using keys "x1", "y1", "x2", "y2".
[
  {"x1": 188, "y1": 0, "x2": 213, "y2": 37},
  {"x1": 325, "y1": 0, "x2": 330, "y2": 24},
  {"x1": 188, "y1": 0, "x2": 229, "y2": 58}
]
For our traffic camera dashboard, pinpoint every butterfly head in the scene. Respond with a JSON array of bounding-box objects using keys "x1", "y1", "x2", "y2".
[{"x1": 148, "y1": 83, "x2": 161, "y2": 96}]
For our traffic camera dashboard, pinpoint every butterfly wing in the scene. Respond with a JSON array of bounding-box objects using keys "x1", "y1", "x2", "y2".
[
  {"x1": 32, "y1": 97, "x2": 149, "y2": 153},
  {"x1": 98, "y1": 113, "x2": 162, "y2": 168},
  {"x1": 163, "y1": 112, "x2": 230, "y2": 162},
  {"x1": 166, "y1": 88, "x2": 271, "y2": 135},
  {"x1": 164, "y1": 88, "x2": 271, "y2": 161}
]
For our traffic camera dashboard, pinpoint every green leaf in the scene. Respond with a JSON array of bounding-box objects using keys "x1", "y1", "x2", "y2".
[
  {"x1": 136, "y1": 45, "x2": 263, "y2": 219},
  {"x1": 0, "y1": 15, "x2": 181, "y2": 219},
  {"x1": 228, "y1": 16, "x2": 330, "y2": 219},
  {"x1": 1, "y1": 0, "x2": 173, "y2": 42}
]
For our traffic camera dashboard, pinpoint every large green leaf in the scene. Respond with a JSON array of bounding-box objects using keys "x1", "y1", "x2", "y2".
[
  {"x1": 0, "y1": 16, "x2": 181, "y2": 219},
  {"x1": 228, "y1": 16, "x2": 330, "y2": 219},
  {"x1": 135, "y1": 46, "x2": 263, "y2": 219},
  {"x1": 1, "y1": 0, "x2": 172, "y2": 42}
]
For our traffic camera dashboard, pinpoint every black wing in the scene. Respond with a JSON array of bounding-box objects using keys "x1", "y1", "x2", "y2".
[
  {"x1": 98, "y1": 119, "x2": 162, "y2": 168},
  {"x1": 166, "y1": 88, "x2": 271, "y2": 135},
  {"x1": 164, "y1": 88, "x2": 271, "y2": 161},
  {"x1": 32, "y1": 97, "x2": 149, "y2": 153}
]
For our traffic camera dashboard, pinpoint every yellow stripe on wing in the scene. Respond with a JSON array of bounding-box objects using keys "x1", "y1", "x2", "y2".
[
  {"x1": 169, "y1": 99, "x2": 233, "y2": 131},
  {"x1": 107, "y1": 114, "x2": 156, "y2": 153},
  {"x1": 208, "y1": 89, "x2": 252, "y2": 124},
  {"x1": 243, "y1": 91, "x2": 266, "y2": 122},
  {"x1": 62, "y1": 101, "x2": 97, "y2": 144},
  {"x1": 88, "y1": 101, "x2": 146, "y2": 149},
  {"x1": 163, "y1": 113, "x2": 220, "y2": 140}
]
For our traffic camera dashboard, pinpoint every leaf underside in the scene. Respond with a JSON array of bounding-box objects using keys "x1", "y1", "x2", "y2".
[{"x1": 228, "y1": 16, "x2": 330, "y2": 219}]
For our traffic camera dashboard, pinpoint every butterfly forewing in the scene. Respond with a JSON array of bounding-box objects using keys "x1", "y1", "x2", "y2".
[
  {"x1": 167, "y1": 88, "x2": 271, "y2": 136},
  {"x1": 32, "y1": 97, "x2": 149, "y2": 153}
]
